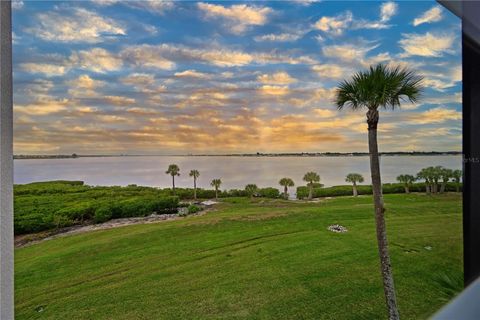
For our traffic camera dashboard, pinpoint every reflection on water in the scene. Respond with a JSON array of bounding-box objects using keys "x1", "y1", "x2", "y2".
[{"x1": 14, "y1": 155, "x2": 462, "y2": 190}]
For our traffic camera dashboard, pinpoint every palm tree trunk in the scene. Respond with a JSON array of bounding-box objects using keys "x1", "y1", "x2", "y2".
[
  {"x1": 215, "y1": 188, "x2": 218, "y2": 200},
  {"x1": 193, "y1": 178, "x2": 197, "y2": 200},
  {"x1": 172, "y1": 175, "x2": 175, "y2": 195},
  {"x1": 353, "y1": 182, "x2": 358, "y2": 197},
  {"x1": 440, "y1": 182, "x2": 445, "y2": 193},
  {"x1": 456, "y1": 183, "x2": 460, "y2": 193},
  {"x1": 426, "y1": 183, "x2": 430, "y2": 194},
  {"x1": 308, "y1": 184, "x2": 313, "y2": 200},
  {"x1": 405, "y1": 185, "x2": 409, "y2": 194},
  {"x1": 367, "y1": 110, "x2": 400, "y2": 320},
  {"x1": 284, "y1": 185, "x2": 288, "y2": 199}
]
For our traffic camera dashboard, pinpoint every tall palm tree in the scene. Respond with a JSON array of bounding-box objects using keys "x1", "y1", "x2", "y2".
[
  {"x1": 210, "y1": 179, "x2": 222, "y2": 200},
  {"x1": 189, "y1": 170, "x2": 200, "y2": 200},
  {"x1": 452, "y1": 169, "x2": 462, "y2": 192},
  {"x1": 166, "y1": 164, "x2": 180, "y2": 195},
  {"x1": 345, "y1": 173, "x2": 364, "y2": 197},
  {"x1": 279, "y1": 178, "x2": 295, "y2": 199},
  {"x1": 336, "y1": 63, "x2": 422, "y2": 320},
  {"x1": 303, "y1": 172, "x2": 320, "y2": 200},
  {"x1": 396, "y1": 174, "x2": 416, "y2": 194},
  {"x1": 245, "y1": 184, "x2": 258, "y2": 200}
]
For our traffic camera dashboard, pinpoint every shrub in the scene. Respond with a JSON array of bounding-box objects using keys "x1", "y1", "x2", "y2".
[
  {"x1": 258, "y1": 187, "x2": 280, "y2": 198},
  {"x1": 94, "y1": 206, "x2": 113, "y2": 223},
  {"x1": 188, "y1": 204, "x2": 202, "y2": 214}
]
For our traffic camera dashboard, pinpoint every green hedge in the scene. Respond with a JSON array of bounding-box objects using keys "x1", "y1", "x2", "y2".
[{"x1": 296, "y1": 182, "x2": 462, "y2": 199}]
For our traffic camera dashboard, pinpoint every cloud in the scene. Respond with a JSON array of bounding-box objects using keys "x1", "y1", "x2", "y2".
[
  {"x1": 121, "y1": 45, "x2": 176, "y2": 70},
  {"x1": 380, "y1": 2, "x2": 398, "y2": 22},
  {"x1": 322, "y1": 42, "x2": 378, "y2": 62},
  {"x1": 254, "y1": 32, "x2": 303, "y2": 42},
  {"x1": 69, "y1": 74, "x2": 105, "y2": 90},
  {"x1": 399, "y1": 32, "x2": 455, "y2": 57},
  {"x1": 14, "y1": 97, "x2": 69, "y2": 115},
  {"x1": 174, "y1": 70, "x2": 211, "y2": 79},
  {"x1": 315, "y1": 3, "x2": 397, "y2": 35},
  {"x1": 121, "y1": 73, "x2": 155, "y2": 87},
  {"x1": 70, "y1": 48, "x2": 123, "y2": 73},
  {"x1": 257, "y1": 72, "x2": 297, "y2": 84},
  {"x1": 67, "y1": 74, "x2": 105, "y2": 97},
  {"x1": 258, "y1": 85, "x2": 290, "y2": 96},
  {"x1": 407, "y1": 107, "x2": 461, "y2": 124},
  {"x1": 311, "y1": 64, "x2": 346, "y2": 79},
  {"x1": 12, "y1": 0, "x2": 24, "y2": 10},
  {"x1": 27, "y1": 7, "x2": 126, "y2": 43},
  {"x1": 313, "y1": 11, "x2": 353, "y2": 36},
  {"x1": 104, "y1": 95, "x2": 136, "y2": 106},
  {"x1": 20, "y1": 63, "x2": 67, "y2": 77},
  {"x1": 119, "y1": 44, "x2": 313, "y2": 68},
  {"x1": 413, "y1": 6, "x2": 443, "y2": 26},
  {"x1": 94, "y1": 0, "x2": 174, "y2": 15},
  {"x1": 197, "y1": 2, "x2": 272, "y2": 34},
  {"x1": 313, "y1": 108, "x2": 336, "y2": 118}
]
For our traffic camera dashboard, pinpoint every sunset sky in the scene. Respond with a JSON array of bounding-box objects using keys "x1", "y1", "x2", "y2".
[{"x1": 12, "y1": 0, "x2": 461, "y2": 155}]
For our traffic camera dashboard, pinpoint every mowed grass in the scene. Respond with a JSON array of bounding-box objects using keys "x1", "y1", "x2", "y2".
[{"x1": 15, "y1": 193, "x2": 462, "y2": 320}]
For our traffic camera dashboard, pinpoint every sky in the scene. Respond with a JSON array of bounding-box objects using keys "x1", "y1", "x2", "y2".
[{"x1": 12, "y1": 0, "x2": 462, "y2": 155}]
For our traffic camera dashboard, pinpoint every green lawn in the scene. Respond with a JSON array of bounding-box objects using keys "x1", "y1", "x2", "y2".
[{"x1": 15, "y1": 193, "x2": 462, "y2": 319}]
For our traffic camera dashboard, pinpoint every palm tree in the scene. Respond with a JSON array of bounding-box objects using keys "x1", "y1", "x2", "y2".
[
  {"x1": 303, "y1": 172, "x2": 320, "y2": 200},
  {"x1": 439, "y1": 168, "x2": 453, "y2": 193},
  {"x1": 431, "y1": 166, "x2": 443, "y2": 194},
  {"x1": 396, "y1": 174, "x2": 416, "y2": 194},
  {"x1": 210, "y1": 179, "x2": 222, "y2": 200},
  {"x1": 279, "y1": 178, "x2": 295, "y2": 199},
  {"x1": 452, "y1": 169, "x2": 462, "y2": 192},
  {"x1": 166, "y1": 164, "x2": 180, "y2": 195},
  {"x1": 245, "y1": 184, "x2": 258, "y2": 200},
  {"x1": 189, "y1": 169, "x2": 200, "y2": 200},
  {"x1": 345, "y1": 173, "x2": 364, "y2": 197},
  {"x1": 417, "y1": 167, "x2": 432, "y2": 194},
  {"x1": 336, "y1": 63, "x2": 422, "y2": 320}
]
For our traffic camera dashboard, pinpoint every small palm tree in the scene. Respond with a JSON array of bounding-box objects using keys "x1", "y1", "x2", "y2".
[
  {"x1": 189, "y1": 169, "x2": 200, "y2": 200},
  {"x1": 210, "y1": 179, "x2": 222, "y2": 200},
  {"x1": 336, "y1": 63, "x2": 422, "y2": 320},
  {"x1": 279, "y1": 178, "x2": 295, "y2": 199},
  {"x1": 303, "y1": 172, "x2": 320, "y2": 200},
  {"x1": 431, "y1": 166, "x2": 443, "y2": 194},
  {"x1": 345, "y1": 173, "x2": 364, "y2": 197},
  {"x1": 245, "y1": 184, "x2": 258, "y2": 200},
  {"x1": 452, "y1": 169, "x2": 462, "y2": 192},
  {"x1": 439, "y1": 168, "x2": 453, "y2": 193},
  {"x1": 396, "y1": 174, "x2": 416, "y2": 194},
  {"x1": 417, "y1": 167, "x2": 432, "y2": 194},
  {"x1": 166, "y1": 164, "x2": 180, "y2": 195}
]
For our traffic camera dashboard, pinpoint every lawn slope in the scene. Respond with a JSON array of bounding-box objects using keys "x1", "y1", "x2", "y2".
[{"x1": 15, "y1": 194, "x2": 462, "y2": 320}]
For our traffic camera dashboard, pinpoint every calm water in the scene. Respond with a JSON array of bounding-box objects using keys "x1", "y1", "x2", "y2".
[{"x1": 14, "y1": 155, "x2": 462, "y2": 190}]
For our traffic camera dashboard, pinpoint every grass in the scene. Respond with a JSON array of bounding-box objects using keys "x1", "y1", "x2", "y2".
[{"x1": 15, "y1": 193, "x2": 462, "y2": 319}]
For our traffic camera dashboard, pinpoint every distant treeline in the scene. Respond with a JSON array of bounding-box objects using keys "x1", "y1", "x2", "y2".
[{"x1": 13, "y1": 151, "x2": 462, "y2": 159}]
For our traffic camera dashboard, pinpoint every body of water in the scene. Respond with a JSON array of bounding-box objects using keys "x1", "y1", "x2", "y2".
[{"x1": 14, "y1": 155, "x2": 462, "y2": 191}]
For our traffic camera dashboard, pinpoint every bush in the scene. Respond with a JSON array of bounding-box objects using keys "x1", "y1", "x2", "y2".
[
  {"x1": 188, "y1": 204, "x2": 202, "y2": 214},
  {"x1": 258, "y1": 187, "x2": 280, "y2": 198},
  {"x1": 94, "y1": 206, "x2": 113, "y2": 223}
]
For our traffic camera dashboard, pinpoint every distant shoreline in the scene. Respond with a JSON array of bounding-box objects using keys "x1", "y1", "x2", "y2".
[{"x1": 14, "y1": 151, "x2": 462, "y2": 160}]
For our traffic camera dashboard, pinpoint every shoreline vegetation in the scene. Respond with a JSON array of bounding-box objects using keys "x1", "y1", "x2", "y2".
[
  {"x1": 13, "y1": 151, "x2": 462, "y2": 160},
  {"x1": 15, "y1": 178, "x2": 462, "y2": 237}
]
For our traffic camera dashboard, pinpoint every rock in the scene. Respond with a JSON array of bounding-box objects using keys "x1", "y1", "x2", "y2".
[{"x1": 328, "y1": 224, "x2": 348, "y2": 233}]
